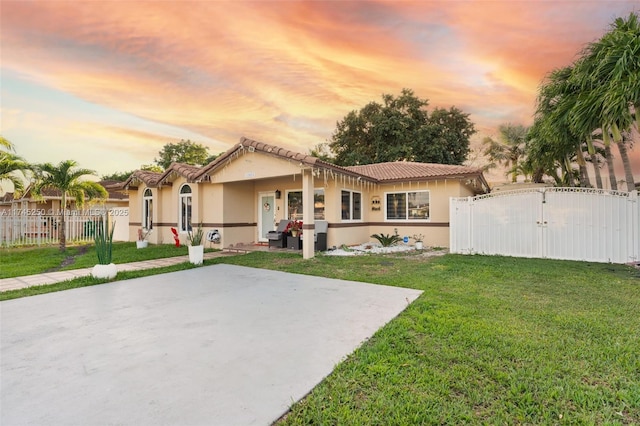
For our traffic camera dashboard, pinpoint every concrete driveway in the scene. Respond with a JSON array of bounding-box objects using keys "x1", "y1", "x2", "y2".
[{"x1": 1, "y1": 264, "x2": 422, "y2": 425}]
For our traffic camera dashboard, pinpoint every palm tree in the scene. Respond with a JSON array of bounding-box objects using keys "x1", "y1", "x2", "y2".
[
  {"x1": 535, "y1": 66, "x2": 598, "y2": 188},
  {"x1": 571, "y1": 13, "x2": 639, "y2": 191},
  {"x1": 482, "y1": 124, "x2": 528, "y2": 183},
  {"x1": 0, "y1": 136, "x2": 30, "y2": 195},
  {"x1": 32, "y1": 160, "x2": 108, "y2": 251}
]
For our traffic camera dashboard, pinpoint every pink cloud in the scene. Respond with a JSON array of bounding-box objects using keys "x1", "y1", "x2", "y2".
[{"x1": 1, "y1": 0, "x2": 638, "y2": 179}]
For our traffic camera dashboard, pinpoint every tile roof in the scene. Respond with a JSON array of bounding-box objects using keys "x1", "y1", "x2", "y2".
[
  {"x1": 1, "y1": 192, "x2": 14, "y2": 203},
  {"x1": 157, "y1": 162, "x2": 203, "y2": 185},
  {"x1": 123, "y1": 170, "x2": 163, "y2": 188},
  {"x1": 345, "y1": 162, "x2": 484, "y2": 182},
  {"x1": 124, "y1": 136, "x2": 489, "y2": 194},
  {"x1": 195, "y1": 137, "x2": 369, "y2": 181}
]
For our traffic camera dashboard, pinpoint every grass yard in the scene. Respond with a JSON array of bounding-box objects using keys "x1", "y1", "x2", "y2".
[
  {"x1": 0, "y1": 242, "x2": 214, "y2": 278},
  {"x1": 1, "y1": 247, "x2": 639, "y2": 423}
]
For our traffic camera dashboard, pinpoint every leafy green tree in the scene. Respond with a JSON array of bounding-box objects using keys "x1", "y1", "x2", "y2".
[
  {"x1": 32, "y1": 160, "x2": 108, "y2": 252},
  {"x1": 328, "y1": 89, "x2": 475, "y2": 166},
  {"x1": 0, "y1": 136, "x2": 31, "y2": 195},
  {"x1": 309, "y1": 143, "x2": 333, "y2": 162},
  {"x1": 102, "y1": 170, "x2": 136, "y2": 182},
  {"x1": 102, "y1": 164, "x2": 164, "y2": 181},
  {"x1": 204, "y1": 152, "x2": 223, "y2": 165},
  {"x1": 154, "y1": 140, "x2": 211, "y2": 169}
]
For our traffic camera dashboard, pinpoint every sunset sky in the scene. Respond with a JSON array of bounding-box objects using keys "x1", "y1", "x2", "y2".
[{"x1": 1, "y1": 0, "x2": 639, "y2": 182}]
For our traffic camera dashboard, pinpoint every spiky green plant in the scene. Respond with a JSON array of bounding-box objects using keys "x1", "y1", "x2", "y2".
[
  {"x1": 187, "y1": 223, "x2": 205, "y2": 246},
  {"x1": 370, "y1": 232, "x2": 402, "y2": 247},
  {"x1": 94, "y1": 216, "x2": 115, "y2": 265}
]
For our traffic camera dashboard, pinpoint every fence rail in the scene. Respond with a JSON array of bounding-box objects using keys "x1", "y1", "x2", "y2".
[
  {"x1": 450, "y1": 188, "x2": 639, "y2": 264},
  {"x1": 1, "y1": 213, "x2": 111, "y2": 247}
]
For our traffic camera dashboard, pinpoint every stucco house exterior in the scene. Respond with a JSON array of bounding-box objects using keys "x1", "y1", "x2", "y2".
[{"x1": 123, "y1": 137, "x2": 489, "y2": 258}]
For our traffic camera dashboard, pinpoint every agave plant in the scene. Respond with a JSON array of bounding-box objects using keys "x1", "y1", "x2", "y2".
[{"x1": 370, "y1": 232, "x2": 403, "y2": 247}]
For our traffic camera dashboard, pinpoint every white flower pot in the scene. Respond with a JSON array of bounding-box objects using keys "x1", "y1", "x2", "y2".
[
  {"x1": 188, "y1": 245, "x2": 204, "y2": 265},
  {"x1": 415, "y1": 241, "x2": 424, "y2": 250},
  {"x1": 91, "y1": 263, "x2": 118, "y2": 279},
  {"x1": 136, "y1": 240, "x2": 148, "y2": 249}
]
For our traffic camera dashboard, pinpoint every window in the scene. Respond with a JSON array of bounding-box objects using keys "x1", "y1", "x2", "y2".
[
  {"x1": 287, "y1": 191, "x2": 303, "y2": 221},
  {"x1": 179, "y1": 184, "x2": 192, "y2": 232},
  {"x1": 386, "y1": 191, "x2": 430, "y2": 220},
  {"x1": 314, "y1": 189, "x2": 325, "y2": 220},
  {"x1": 287, "y1": 189, "x2": 325, "y2": 220},
  {"x1": 142, "y1": 188, "x2": 153, "y2": 229},
  {"x1": 341, "y1": 190, "x2": 361, "y2": 221}
]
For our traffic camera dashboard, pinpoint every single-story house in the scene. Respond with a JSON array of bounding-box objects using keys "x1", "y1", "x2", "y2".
[{"x1": 123, "y1": 137, "x2": 489, "y2": 259}]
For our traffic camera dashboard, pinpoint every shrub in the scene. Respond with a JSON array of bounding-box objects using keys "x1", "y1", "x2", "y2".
[{"x1": 371, "y1": 232, "x2": 402, "y2": 247}]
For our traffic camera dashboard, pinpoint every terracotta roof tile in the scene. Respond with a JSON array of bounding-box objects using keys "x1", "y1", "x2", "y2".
[
  {"x1": 345, "y1": 162, "x2": 483, "y2": 182},
  {"x1": 195, "y1": 137, "x2": 369, "y2": 181},
  {"x1": 124, "y1": 137, "x2": 488, "y2": 195},
  {"x1": 124, "y1": 170, "x2": 163, "y2": 188}
]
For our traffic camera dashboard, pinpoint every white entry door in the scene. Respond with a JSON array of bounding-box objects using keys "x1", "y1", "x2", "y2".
[{"x1": 258, "y1": 193, "x2": 275, "y2": 242}]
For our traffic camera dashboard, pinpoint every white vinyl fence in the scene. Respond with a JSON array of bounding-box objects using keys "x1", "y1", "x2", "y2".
[
  {"x1": 0, "y1": 208, "x2": 129, "y2": 247},
  {"x1": 450, "y1": 188, "x2": 639, "y2": 264}
]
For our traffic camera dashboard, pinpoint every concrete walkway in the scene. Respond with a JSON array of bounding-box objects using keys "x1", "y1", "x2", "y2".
[
  {"x1": 0, "y1": 251, "x2": 236, "y2": 292},
  {"x1": 1, "y1": 264, "x2": 423, "y2": 425}
]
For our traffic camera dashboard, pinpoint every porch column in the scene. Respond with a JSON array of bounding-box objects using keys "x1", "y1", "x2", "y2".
[{"x1": 302, "y1": 169, "x2": 315, "y2": 259}]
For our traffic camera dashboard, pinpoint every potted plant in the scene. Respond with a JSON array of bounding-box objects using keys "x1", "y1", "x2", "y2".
[
  {"x1": 413, "y1": 233, "x2": 425, "y2": 250},
  {"x1": 285, "y1": 220, "x2": 303, "y2": 237},
  {"x1": 136, "y1": 228, "x2": 152, "y2": 248},
  {"x1": 91, "y1": 216, "x2": 117, "y2": 279},
  {"x1": 187, "y1": 223, "x2": 205, "y2": 265}
]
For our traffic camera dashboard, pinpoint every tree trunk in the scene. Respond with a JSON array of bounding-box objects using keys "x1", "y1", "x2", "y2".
[
  {"x1": 575, "y1": 146, "x2": 591, "y2": 187},
  {"x1": 616, "y1": 141, "x2": 636, "y2": 191},
  {"x1": 532, "y1": 167, "x2": 544, "y2": 183},
  {"x1": 591, "y1": 153, "x2": 603, "y2": 189},
  {"x1": 59, "y1": 194, "x2": 67, "y2": 252},
  {"x1": 603, "y1": 145, "x2": 617, "y2": 190},
  {"x1": 563, "y1": 156, "x2": 575, "y2": 187}
]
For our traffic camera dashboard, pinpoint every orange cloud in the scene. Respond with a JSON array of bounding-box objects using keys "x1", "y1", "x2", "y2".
[{"x1": 2, "y1": 0, "x2": 639, "y2": 179}]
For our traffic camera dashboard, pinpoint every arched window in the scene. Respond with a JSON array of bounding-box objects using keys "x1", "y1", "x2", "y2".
[
  {"x1": 179, "y1": 185, "x2": 192, "y2": 232},
  {"x1": 142, "y1": 188, "x2": 153, "y2": 229}
]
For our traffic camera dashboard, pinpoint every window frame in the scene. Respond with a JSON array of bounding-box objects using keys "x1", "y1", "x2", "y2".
[
  {"x1": 341, "y1": 189, "x2": 362, "y2": 222},
  {"x1": 178, "y1": 184, "x2": 192, "y2": 233},
  {"x1": 384, "y1": 190, "x2": 430, "y2": 222},
  {"x1": 285, "y1": 188, "x2": 325, "y2": 221},
  {"x1": 142, "y1": 188, "x2": 153, "y2": 230}
]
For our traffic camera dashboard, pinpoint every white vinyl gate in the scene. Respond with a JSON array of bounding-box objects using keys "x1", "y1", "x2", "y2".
[{"x1": 450, "y1": 188, "x2": 639, "y2": 264}]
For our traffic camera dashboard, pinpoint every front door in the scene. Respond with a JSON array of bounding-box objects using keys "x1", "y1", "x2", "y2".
[{"x1": 258, "y1": 193, "x2": 275, "y2": 242}]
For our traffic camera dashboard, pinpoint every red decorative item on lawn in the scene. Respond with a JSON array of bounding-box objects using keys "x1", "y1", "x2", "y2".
[{"x1": 171, "y1": 227, "x2": 180, "y2": 247}]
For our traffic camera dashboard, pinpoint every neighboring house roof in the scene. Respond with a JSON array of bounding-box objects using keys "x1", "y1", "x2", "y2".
[
  {"x1": 13, "y1": 181, "x2": 127, "y2": 202},
  {"x1": 1, "y1": 192, "x2": 15, "y2": 203}
]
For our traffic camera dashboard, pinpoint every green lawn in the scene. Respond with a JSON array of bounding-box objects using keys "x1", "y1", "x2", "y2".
[
  {"x1": 0, "y1": 242, "x2": 213, "y2": 278},
  {"x1": 1, "y1": 247, "x2": 638, "y2": 423}
]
